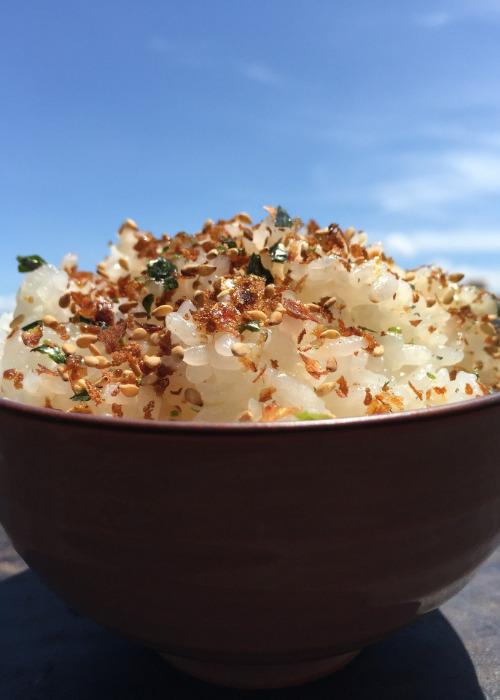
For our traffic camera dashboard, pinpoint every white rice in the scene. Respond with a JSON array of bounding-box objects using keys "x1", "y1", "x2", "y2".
[{"x1": 0, "y1": 209, "x2": 498, "y2": 422}]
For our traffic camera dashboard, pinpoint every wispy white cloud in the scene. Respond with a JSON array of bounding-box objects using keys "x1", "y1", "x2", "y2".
[
  {"x1": 375, "y1": 150, "x2": 500, "y2": 213},
  {"x1": 380, "y1": 230, "x2": 500, "y2": 257},
  {"x1": 0, "y1": 295, "x2": 15, "y2": 315},
  {"x1": 415, "y1": 12, "x2": 453, "y2": 28},
  {"x1": 242, "y1": 62, "x2": 282, "y2": 87}
]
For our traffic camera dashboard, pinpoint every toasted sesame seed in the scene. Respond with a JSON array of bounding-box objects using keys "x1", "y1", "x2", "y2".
[
  {"x1": 84, "y1": 355, "x2": 110, "y2": 369},
  {"x1": 131, "y1": 327, "x2": 148, "y2": 340},
  {"x1": 73, "y1": 379, "x2": 87, "y2": 393},
  {"x1": 171, "y1": 345, "x2": 185, "y2": 360},
  {"x1": 372, "y1": 345, "x2": 385, "y2": 357},
  {"x1": 442, "y1": 289, "x2": 455, "y2": 305},
  {"x1": 322, "y1": 296, "x2": 337, "y2": 308},
  {"x1": 193, "y1": 290, "x2": 206, "y2": 308},
  {"x1": 238, "y1": 410, "x2": 253, "y2": 422},
  {"x1": 62, "y1": 342, "x2": 77, "y2": 355},
  {"x1": 89, "y1": 343, "x2": 101, "y2": 356},
  {"x1": 153, "y1": 304, "x2": 173, "y2": 319},
  {"x1": 264, "y1": 284, "x2": 276, "y2": 299},
  {"x1": 246, "y1": 309, "x2": 267, "y2": 322},
  {"x1": 198, "y1": 264, "x2": 217, "y2": 277},
  {"x1": 404, "y1": 271, "x2": 415, "y2": 282},
  {"x1": 449, "y1": 273, "x2": 464, "y2": 283},
  {"x1": 9, "y1": 314, "x2": 25, "y2": 330},
  {"x1": 216, "y1": 290, "x2": 231, "y2": 301},
  {"x1": 119, "y1": 301, "x2": 138, "y2": 313},
  {"x1": 118, "y1": 258, "x2": 130, "y2": 271},
  {"x1": 227, "y1": 247, "x2": 240, "y2": 258},
  {"x1": 231, "y1": 342, "x2": 251, "y2": 357},
  {"x1": 120, "y1": 383, "x2": 140, "y2": 397},
  {"x1": 315, "y1": 382, "x2": 335, "y2": 397},
  {"x1": 426, "y1": 298, "x2": 437, "y2": 308},
  {"x1": 184, "y1": 387, "x2": 203, "y2": 406},
  {"x1": 122, "y1": 369, "x2": 137, "y2": 383},
  {"x1": 150, "y1": 332, "x2": 161, "y2": 345},
  {"x1": 320, "y1": 329, "x2": 341, "y2": 340},
  {"x1": 306, "y1": 302, "x2": 322, "y2": 312},
  {"x1": 206, "y1": 248, "x2": 219, "y2": 260},
  {"x1": 268, "y1": 311, "x2": 283, "y2": 326},
  {"x1": 76, "y1": 333, "x2": 99, "y2": 349},
  {"x1": 133, "y1": 312, "x2": 148, "y2": 319},
  {"x1": 143, "y1": 354, "x2": 162, "y2": 369},
  {"x1": 181, "y1": 264, "x2": 200, "y2": 277},
  {"x1": 274, "y1": 303, "x2": 286, "y2": 313},
  {"x1": 326, "y1": 357, "x2": 338, "y2": 372},
  {"x1": 481, "y1": 321, "x2": 496, "y2": 336},
  {"x1": 118, "y1": 218, "x2": 138, "y2": 234},
  {"x1": 58, "y1": 293, "x2": 71, "y2": 309}
]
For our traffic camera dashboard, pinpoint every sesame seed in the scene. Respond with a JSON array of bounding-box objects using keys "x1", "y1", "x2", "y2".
[
  {"x1": 481, "y1": 321, "x2": 496, "y2": 336},
  {"x1": 184, "y1": 387, "x2": 203, "y2": 406},
  {"x1": 322, "y1": 296, "x2": 337, "y2": 308},
  {"x1": 119, "y1": 301, "x2": 138, "y2": 313},
  {"x1": 131, "y1": 327, "x2": 148, "y2": 340},
  {"x1": 76, "y1": 333, "x2": 99, "y2": 348},
  {"x1": 206, "y1": 248, "x2": 219, "y2": 260},
  {"x1": 84, "y1": 355, "x2": 110, "y2": 369},
  {"x1": 442, "y1": 289, "x2": 455, "y2": 305},
  {"x1": 404, "y1": 271, "x2": 415, "y2": 282},
  {"x1": 448, "y1": 273, "x2": 464, "y2": 283},
  {"x1": 246, "y1": 309, "x2": 267, "y2": 322},
  {"x1": 372, "y1": 345, "x2": 385, "y2": 357},
  {"x1": 153, "y1": 304, "x2": 173, "y2": 319},
  {"x1": 62, "y1": 342, "x2": 77, "y2": 355},
  {"x1": 268, "y1": 311, "x2": 283, "y2": 326},
  {"x1": 171, "y1": 345, "x2": 185, "y2": 360},
  {"x1": 264, "y1": 284, "x2": 276, "y2": 299},
  {"x1": 58, "y1": 293, "x2": 71, "y2": 309},
  {"x1": 306, "y1": 302, "x2": 322, "y2": 312},
  {"x1": 193, "y1": 290, "x2": 206, "y2": 308},
  {"x1": 326, "y1": 357, "x2": 338, "y2": 372},
  {"x1": 120, "y1": 383, "x2": 140, "y2": 397},
  {"x1": 426, "y1": 298, "x2": 437, "y2": 308},
  {"x1": 315, "y1": 382, "x2": 335, "y2": 397},
  {"x1": 88, "y1": 343, "x2": 101, "y2": 356},
  {"x1": 9, "y1": 314, "x2": 25, "y2": 330},
  {"x1": 118, "y1": 218, "x2": 138, "y2": 234},
  {"x1": 320, "y1": 329, "x2": 341, "y2": 340},
  {"x1": 231, "y1": 342, "x2": 251, "y2": 357},
  {"x1": 197, "y1": 264, "x2": 217, "y2": 277},
  {"x1": 118, "y1": 258, "x2": 130, "y2": 271},
  {"x1": 143, "y1": 354, "x2": 162, "y2": 369},
  {"x1": 73, "y1": 379, "x2": 87, "y2": 393}
]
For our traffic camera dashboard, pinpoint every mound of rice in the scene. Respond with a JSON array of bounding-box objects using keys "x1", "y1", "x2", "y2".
[{"x1": 0, "y1": 207, "x2": 498, "y2": 422}]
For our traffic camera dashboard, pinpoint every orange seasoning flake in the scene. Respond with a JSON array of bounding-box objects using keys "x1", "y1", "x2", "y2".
[
  {"x1": 335, "y1": 375, "x2": 349, "y2": 398},
  {"x1": 3, "y1": 369, "x2": 24, "y2": 390}
]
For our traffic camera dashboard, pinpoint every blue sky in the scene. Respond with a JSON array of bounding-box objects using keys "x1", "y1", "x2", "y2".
[{"x1": 1, "y1": 0, "x2": 500, "y2": 309}]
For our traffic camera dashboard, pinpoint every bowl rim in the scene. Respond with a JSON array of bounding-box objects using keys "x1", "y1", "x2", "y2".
[{"x1": 0, "y1": 392, "x2": 498, "y2": 434}]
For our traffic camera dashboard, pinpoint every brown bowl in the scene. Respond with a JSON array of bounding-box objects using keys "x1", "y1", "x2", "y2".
[{"x1": 0, "y1": 394, "x2": 499, "y2": 689}]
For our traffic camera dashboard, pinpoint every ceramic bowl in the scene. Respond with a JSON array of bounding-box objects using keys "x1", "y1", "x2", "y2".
[{"x1": 0, "y1": 393, "x2": 499, "y2": 688}]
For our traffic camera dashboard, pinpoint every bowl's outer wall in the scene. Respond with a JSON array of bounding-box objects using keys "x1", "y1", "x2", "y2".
[{"x1": 0, "y1": 400, "x2": 499, "y2": 664}]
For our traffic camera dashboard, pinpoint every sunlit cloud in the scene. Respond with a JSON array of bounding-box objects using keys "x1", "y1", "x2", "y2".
[
  {"x1": 381, "y1": 230, "x2": 500, "y2": 257},
  {"x1": 242, "y1": 61, "x2": 282, "y2": 87},
  {"x1": 375, "y1": 150, "x2": 500, "y2": 213}
]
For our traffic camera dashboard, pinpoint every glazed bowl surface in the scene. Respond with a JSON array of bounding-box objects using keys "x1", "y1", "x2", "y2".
[{"x1": 0, "y1": 394, "x2": 499, "y2": 688}]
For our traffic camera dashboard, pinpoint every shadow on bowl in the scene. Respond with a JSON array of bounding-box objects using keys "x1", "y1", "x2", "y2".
[{"x1": 0, "y1": 569, "x2": 486, "y2": 700}]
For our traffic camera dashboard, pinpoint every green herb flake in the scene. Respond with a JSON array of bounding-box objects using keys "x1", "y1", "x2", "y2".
[
  {"x1": 246, "y1": 253, "x2": 273, "y2": 284},
  {"x1": 295, "y1": 411, "x2": 332, "y2": 421},
  {"x1": 146, "y1": 257, "x2": 178, "y2": 290},
  {"x1": 388, "y1": 326, "x2": 402, "y2": 335},
  {"x1": 142, "y1": 293, "x2": 155, "y2": 318},
  {"x1": 170, "y1": 409, "x2": 180, "y2": 417},
  {"x1": 275, "y1": 206, "x2": 293, "y2": 228},
  {"x1": 21, "y1": 320, "x2": 43, "y2": 332},
  {"x1": 269, "y1": 240, "x2": 288, "y2": 263},
  {"x1": 31, "y1": 344, "x2": 68, "y2": 365},
  {"x1": 239, "y1": 320, "x2": 261, "y2": 333},
  {"x1": 70, "y1": 389, "x2": 91, "y2": 402},
  {"x1": 436, "y1": 355, "x2": 443, "y2": 360},
  {"x1": 17, "y1": 255, "x2": 47, "y2": 273},
  {"x1": 427, "y1": 372, "x2": 436, "y2": 380}
]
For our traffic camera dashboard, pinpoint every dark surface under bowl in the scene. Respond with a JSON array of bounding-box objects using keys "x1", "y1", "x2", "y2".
[{"x1": 0, "y1": 394, "x2": 499, "y2": 688}]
